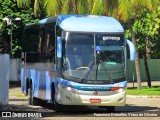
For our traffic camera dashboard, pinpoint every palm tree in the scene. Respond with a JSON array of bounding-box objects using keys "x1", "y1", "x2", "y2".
[
  {"x1": 61, "y1": 0, "x2": 70, "y2": 14},
  {"x1": 116, "y1": 0, "x2": 153, "y2": 89},
  {"x1": 91, "y1": 0, "x2": 103, "y2": 15},
  {"x1": 90, "y1": 0, "x2": 119, "y2": 16},
  {"x1": 77, "y1": 0, "x2": 89, "y2": 14},
  {"x1": 43, "y1": 0, "x2": 92, "y2": 16},
  {"x1": 17, "y1": 0, "x2": 119, "y2": 17},
  {"x1": 33, "y1": 0, "x2": 44, "y2": 17},
  {"x1": 16, "y1": 0, "x2": 44, "y2": 17},
  {"x1": 43, "y1": 0, "x2": 62, "y2": 16}
]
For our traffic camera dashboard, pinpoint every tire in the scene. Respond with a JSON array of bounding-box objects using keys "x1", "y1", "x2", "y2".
[
  {"x1": 55, "y1": 102, "x2": 64, "y2": 112},
  {"x1": 51, "y1": 83, "x2": 55, "y2": 103},
  {"x1": 51, "y1": 83, "x2": 68, "y2": 112},
  {"x1": 28, "y1": 84, "x2": 39, "y2": 105},
  {"x1": 51, "y1": 84, "x2": 64, "y2": 112}
]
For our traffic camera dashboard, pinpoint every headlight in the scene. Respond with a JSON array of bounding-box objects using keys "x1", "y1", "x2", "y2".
[{"x1": 61, "y1": 84, "x2": 77, "y2": 92}]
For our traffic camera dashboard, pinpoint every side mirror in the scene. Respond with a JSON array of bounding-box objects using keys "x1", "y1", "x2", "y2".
[
  {"x1": 57, "y1": 37, "x2": 62, "y2": 58},
  {"x1": 126, "y1": 39, "x2": 135, "y2": 61}
]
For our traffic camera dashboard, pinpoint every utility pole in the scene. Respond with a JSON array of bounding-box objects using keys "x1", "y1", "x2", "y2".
[{"x1": 3, "y1": 18, "x2": 21, "y2": 53}]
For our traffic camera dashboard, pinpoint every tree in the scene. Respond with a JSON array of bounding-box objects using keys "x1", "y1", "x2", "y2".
[
  {"x1": 0, "y1": 0, "x2": 39, "y2": 57},
  {"x1": 0, "y1": 0, "x2": 20, "y2": 54},
  {"x1": 116, "y1": 0, "x2": 153, "y2": 89},
  {"x1": 132, "y1": 2, "x2": 160, "y2": 87},
  {"x1": 43, "y1": 0, "x2": 119, "y2": 16},
  {"x1": 44, "y1": 0, "x2": 86, "y2": 15},
  {"x1": 43, "y1": 0, "x2": 61, "y2": 16}
]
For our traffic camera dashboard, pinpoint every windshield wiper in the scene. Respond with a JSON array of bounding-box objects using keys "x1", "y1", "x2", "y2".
[{"x1": 79, "y1": 60, "x2": 93, "y2": 83}]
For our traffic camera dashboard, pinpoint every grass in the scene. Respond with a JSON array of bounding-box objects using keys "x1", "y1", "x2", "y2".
[
  {"x1": 14, "y1": 93, "x2": 27, "y2": 97},
  {"x1": 9, "y1": 92, "x2": 27, "y2": 98},
  {"x1": 126, "y1": 86, "x2": 160, "y2": 96}
]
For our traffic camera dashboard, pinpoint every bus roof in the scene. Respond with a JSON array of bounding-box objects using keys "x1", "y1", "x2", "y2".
[
  {"x1": 58, "y1": 15, "x2": 124, "y2": 33},
  {"x1": 25, "y1": 15, "x2": 124, "y2": 33},
  {"x1": 25, "y1": 16, "x2": 57, "y2": 29}
]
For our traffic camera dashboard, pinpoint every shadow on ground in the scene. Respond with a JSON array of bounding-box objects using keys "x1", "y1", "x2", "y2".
[{"x1": 1, "y1": 100, "x2": 160, "y2": 117}]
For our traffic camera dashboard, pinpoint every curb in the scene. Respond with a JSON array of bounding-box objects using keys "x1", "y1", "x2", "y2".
[{"x1": 127, "y1": 95, "x2": 160, "y2": 98}]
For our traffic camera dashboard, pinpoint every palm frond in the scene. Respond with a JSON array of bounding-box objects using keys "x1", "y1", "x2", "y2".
[
  {"x1": 44, "y1": 0, "x2": 61, "y2": 16},
  {"x1": 91, "y1": 0, "x2": 103, "y2": 15},
  {"x1": 77, "y1": 0, "x2": 87, "y2": 14},
  {"x1": 61, "y1": 0, "x2": 70, "y2": 14},
  {"x1": 117, "y1": 0, "x2": 132, "y2": 22},
  {"x1": 104, "y1": 0, "x2": 119, "y2": 16},
  {"x1": 87, "y1": 0, "x2": 94, "y2": 13}
]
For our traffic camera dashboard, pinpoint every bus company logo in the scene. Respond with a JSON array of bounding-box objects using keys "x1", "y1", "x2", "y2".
[
  {"x1": 1, "y1": 112, "x2": 42, "y2": 118},
  {"x1": 103, "y1": 36, "x2": 120, "y2": 41},
  {"x1": 93, "y1": 91, "x2": 98, "y2": 95}
]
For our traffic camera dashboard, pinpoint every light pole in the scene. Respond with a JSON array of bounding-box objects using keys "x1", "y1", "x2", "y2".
[{"x1": 3, "y1": 17, "x2": 21, "y2": 53}]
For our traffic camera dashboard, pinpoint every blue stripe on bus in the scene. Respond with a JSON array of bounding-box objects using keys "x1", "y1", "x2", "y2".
[
  {"x1": 30, "y1": 70, "x2": 39, "y2": 97},
  {"x1": 61, "y1": 79, "x2": 127, "y2": 91},
  {"x1": 46, "y1": 72, "x2": 51, "y2": 100}
]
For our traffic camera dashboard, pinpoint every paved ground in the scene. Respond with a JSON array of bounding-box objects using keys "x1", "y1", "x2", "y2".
[{"x1": 0, "y1": 82, "x2": 160, "y2": 120}]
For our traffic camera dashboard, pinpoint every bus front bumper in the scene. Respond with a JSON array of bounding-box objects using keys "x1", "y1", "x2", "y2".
[{"x1": 56, "y1": 85, "x2": 126, "y2": 106}]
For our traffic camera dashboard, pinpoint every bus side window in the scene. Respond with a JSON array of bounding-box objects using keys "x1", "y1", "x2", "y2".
[
  {"x1": 23, "y1": 28, "x2": 39, "y2": 63},
  {"x1": 50, "y1": 27, "x2": 55, "y2": 62},
  {"x1": 42, "y1": 26, "x2": 55, "y2": 63},
  {"x1": 45, "y1": 27, "x2": 54, "y2": 52},
  {"x1": 38, "y1": 28, "x2": 45, "y2": 53},
  {"x1": 23, "y1": 28, "x2": 38, "y2": 52}
]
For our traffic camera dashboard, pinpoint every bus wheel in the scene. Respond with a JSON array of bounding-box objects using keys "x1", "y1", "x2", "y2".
[
  {"x1": 28, "y1": 85, "x2": 39, "y2": 105},
  {"x1": 51, "y1": 85, "x2": 64, "y2": 112},
  {"x1": 55, "y1": 102, "x2": 64, "y2": 112},
  {"x1": 51, "y1": 84, "x2": 66, "y2": 112}
]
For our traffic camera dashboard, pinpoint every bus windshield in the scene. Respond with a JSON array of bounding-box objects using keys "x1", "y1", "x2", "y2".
[{"x1": 62, "y1": 32, "x2": 126, "y2": 84}]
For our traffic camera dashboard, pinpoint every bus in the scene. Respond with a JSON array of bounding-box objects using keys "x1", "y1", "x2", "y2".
[{"x1": 21, "y1": 14, "x2": 135, "y2": 112}]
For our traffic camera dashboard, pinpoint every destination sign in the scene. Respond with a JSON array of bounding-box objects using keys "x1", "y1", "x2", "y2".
[
  {"x1": 103, "y1": 36, "x2": 120, "y2": 41},
  {"x1": 96, "y1": 34, "x2": 124, "y2": 46}
]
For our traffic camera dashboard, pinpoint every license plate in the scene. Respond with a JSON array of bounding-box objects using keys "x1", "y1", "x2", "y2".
[{"x1": 90, "y1": 98, "x2": 101, "y2": 103}]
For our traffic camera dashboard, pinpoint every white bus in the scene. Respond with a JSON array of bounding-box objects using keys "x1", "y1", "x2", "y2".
[{"x1": 21, "y1": 15, "x2": 135, "y2": 112}]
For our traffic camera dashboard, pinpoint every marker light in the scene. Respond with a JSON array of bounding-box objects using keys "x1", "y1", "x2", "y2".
[
  {"x1": 111, "y1": 87, "x2": 120, "y2": 91},
  {"x1": 111, "y1": 87, "x2": 126, "y2": 92}
]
